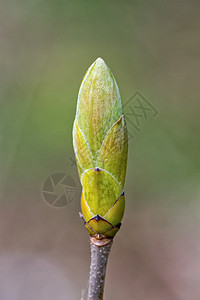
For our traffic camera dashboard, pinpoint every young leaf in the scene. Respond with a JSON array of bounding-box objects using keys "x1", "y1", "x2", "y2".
[{"x1": 73, "y1": 58, "x2": 128, "y2": 239}]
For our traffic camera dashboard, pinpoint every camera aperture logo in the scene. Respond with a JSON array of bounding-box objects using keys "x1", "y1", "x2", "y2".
[
  {"x1": 42, "y1": 172, "x2": 77, "y2": 208},
  {"x1": 41, "y1": 92, "x2": 157, "y2": 208}
]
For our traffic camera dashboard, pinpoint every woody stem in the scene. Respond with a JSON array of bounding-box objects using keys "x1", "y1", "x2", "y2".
[{"x1": 87, "y1": 237, "x2": 113, "y2": 300}]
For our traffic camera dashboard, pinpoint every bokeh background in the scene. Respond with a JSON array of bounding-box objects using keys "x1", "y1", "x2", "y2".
[{"x1": 0, "y1": 0, "x2": 200, "y2": 299}]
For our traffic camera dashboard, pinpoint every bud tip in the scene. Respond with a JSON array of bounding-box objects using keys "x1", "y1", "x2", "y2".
[{"x1": 93, "y1": 57, "x2": 107, "y2": 69}]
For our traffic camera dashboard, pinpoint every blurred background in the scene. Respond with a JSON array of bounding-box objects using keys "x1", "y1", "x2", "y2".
[{"x1": 0, "y1": 0, "x2": 200, "y2": 299}]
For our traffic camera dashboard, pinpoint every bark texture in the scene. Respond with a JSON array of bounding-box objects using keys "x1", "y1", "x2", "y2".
[{"x1": 87, "y1": 238, "x2": 113, "y2": 300}]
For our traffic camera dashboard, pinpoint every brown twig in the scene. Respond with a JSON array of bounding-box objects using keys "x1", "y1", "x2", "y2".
[{"x1": 87, "y1": 237, "x2": 113, "y2": 300}]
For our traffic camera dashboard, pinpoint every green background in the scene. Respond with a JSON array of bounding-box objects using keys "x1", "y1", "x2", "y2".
[{"x1": 0, "y1": 1, "x2": 200, "y2": 299}]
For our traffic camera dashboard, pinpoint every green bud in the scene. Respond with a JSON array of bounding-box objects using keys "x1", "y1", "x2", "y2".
[{"x1": 73, "y1": 58, "x2": 128, "y2": 239}]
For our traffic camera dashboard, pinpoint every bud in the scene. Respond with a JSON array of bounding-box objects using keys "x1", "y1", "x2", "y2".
[{"x1": 73, "y1": 58, "x2": 128, "y2": 239}]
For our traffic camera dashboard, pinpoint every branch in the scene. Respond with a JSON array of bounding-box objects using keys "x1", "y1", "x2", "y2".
[{"x1": 87, "y1": 237, "x2": 113, "y2": 300}]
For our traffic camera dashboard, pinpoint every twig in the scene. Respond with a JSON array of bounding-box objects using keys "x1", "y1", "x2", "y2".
[{"x1": 87, "y1": 237, "x2": 113, "y2": 300}]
